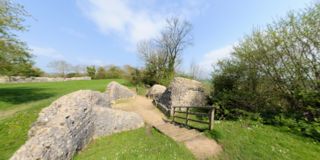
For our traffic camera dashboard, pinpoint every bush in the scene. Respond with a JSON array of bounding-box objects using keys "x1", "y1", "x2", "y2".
[{"x1": 210, "y1": 3, "x2": 320, "y2": 141}]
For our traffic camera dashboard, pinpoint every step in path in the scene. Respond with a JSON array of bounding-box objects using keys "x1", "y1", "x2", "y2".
[{"x1": 113, "y1": 96, "x2": 222, "y2": 160}]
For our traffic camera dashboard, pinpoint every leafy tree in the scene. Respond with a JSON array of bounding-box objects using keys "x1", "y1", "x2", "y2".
[
  {"x1": 138, "y1": 17, "x2": 192, "y2": 86},
  {"x1": 210, "y1": 3, "x2": 320, "y2": 140},
  {"x1": 86, "y1": 65, "x2": 96, "y2": 79},
  {"x1": 96, "y1": 66, "x2": 107, "y2": 79},
  {"x1": 0, "y1": 0, "x2": 34, "y2": 76},
  {"x1": 47, "y1": 60, "x2": 70, "y2": 77},
  {"x1": 105, "y1": 65, "x2": 124, "y2": 79}
]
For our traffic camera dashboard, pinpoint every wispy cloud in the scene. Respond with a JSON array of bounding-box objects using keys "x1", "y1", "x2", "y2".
[
  {"x1": 200, "y1": 45, "x2": 234, "y2": 75},
  {"x1": 31, "y1": 46, "x2": 65, "y2": 60},
  {"x1": 77, "y1": 0, "x2": 209, "y2": 45},
  {"x1": 60, "y1": 27, "x2": 86, "y2": 39}
]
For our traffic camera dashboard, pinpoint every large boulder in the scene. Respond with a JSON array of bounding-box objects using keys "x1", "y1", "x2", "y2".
[
  {"x1": 94, "y1": 107, "x2": 144, "y2": 137},
  {"x1": 156, "y1": 77, "x2": 207, "y2": 111},
  {"x1": 106, "y1": 81, "x2": 136, "y2": 102},
  {"x1": 11, "y1": 90, "x2": 143, "y2": 160},
  {"x1": 146, "y1": 84, "x2": 166, "y2": 100}
]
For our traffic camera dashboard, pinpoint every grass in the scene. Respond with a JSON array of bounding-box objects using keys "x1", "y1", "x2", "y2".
[
  {"x1": 171, "y1": 111, "x2": 320, "y2": 160},
  {"x1": 206, "y1": 120, "x2": 320, "y2": 160},
  {"x1": 74, "y1": 127, "x2": 195, "y2": 160},
  {"x1": 0, "y1": 79, "x2": 131, "y2": 160},
  {"x1": 1, "y1": 80, "x2": 320, "y2": 160}
]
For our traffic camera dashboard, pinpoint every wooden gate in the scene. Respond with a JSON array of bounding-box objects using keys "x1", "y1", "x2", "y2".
[{"x1": 171, "y1": 106, "x2": 215, "y2": 130}]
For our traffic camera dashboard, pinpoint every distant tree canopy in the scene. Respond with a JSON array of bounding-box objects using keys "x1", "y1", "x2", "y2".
[
  {"x1": 138, "y1": 17, "x2": 193, "y2": 86},
  {"x1": 210, "y1": 3, "x2": 320, "y2": 140},
  {"x1": 48, "y1": 60, "x2": 70, "y2": 77},
  {"x1": 86, "y1": 65, "x2": 96, "y2": 79},
  {"x1": 0, "y1": 0, "x2": 36, "y2": 76}
]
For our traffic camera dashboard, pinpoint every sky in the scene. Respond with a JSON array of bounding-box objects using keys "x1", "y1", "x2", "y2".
[{"x1": 16, "y1": 0, "x2": 314, "y2": 77}]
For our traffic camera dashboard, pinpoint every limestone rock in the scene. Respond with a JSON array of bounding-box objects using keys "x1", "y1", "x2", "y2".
[
  {"x1": 146, "y1": 84, "x2": 166, "y2": 100},
  {"x1": 156, "y1": 77, "x2": 207, "y2": 110},
  {"x1": 93, "y1": 107, "x2": 144, "y2": 137},
  {"x1": 11, "y1": 90, "x2": 100, "y2": 160},
  {"x1": 0, "y1": 76, "x2": 91, "y2": 83},
  {"x1": 106, "y1": 81, "x2": 136, "y2": 102},
  {"x1": 10, "y1": 89, "x2": 143, "y2": 160}
]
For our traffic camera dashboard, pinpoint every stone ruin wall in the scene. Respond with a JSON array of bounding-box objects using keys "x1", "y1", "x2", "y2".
[{"x1": 0, "y1": 76, "x2": 91, "y2": 83}]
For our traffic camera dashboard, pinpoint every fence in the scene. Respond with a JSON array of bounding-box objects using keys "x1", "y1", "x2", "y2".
[{"x1": 171, "y1": 106, "x2": 215, "y2": 130}]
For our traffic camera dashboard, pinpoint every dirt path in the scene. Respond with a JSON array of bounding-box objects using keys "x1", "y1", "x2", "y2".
[{"x1": 113, "y1": 96, "x2": 222, "y2": 160}]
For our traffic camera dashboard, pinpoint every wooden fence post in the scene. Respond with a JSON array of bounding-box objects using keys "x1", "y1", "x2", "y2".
[
  {"x1": 172, "y1": 107, "x2": 175, "y2": 121},
  {"x1": 185, "y1": 108, "x2": 189, "y2": 126},
  {"x1": 209, "y1": 108, "x2": 215, "y2": 130}
]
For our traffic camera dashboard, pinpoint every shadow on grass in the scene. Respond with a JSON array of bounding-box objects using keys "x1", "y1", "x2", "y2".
[{"x1": 0, "y1": 87, "x2": 55, "y2": 105}]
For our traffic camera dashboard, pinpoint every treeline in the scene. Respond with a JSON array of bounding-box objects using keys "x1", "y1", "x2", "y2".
[{"x1": 210, "y1": 4, "x2": 320, "y2": 140}]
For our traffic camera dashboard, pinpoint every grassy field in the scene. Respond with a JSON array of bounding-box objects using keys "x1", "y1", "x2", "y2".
[
  {"x1": 172, "y1": 111, "x2": 320, "y2": 160},
  {"x1": 1, "y1": 80, "x2": 319, "y2": 160},
  {"x1": 0, "y1": 79, "x2": 132, "y2": 160},
  {"x1": 74, "y1": 127, "x2": 195, "y2": 160},
  {"x1": 207, "y1": 120, "x2": 320, "y2": 160}
]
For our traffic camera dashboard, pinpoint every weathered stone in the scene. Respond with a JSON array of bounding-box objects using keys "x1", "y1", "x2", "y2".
[
  {"x1": 0, "y1": 76, "x2": 10, "y2": 83},
  {"x1": 11, "y1": 90, "x2": 99, "y2": 160},
  {"x1": 146, "y1": 84, "x2": 166, "y2": 100},
  {"x1": 93, "y1": 107, "x2": 144, "y2": 137},
  {"x1": 0, "y1": 76, "x2": 91, "y2": 83},
  {"x1": 156, "y1": 77, "x2": 207, "y2": 111},
  {"x1": 10, "y1": 89, "x2": 143, "y2": 160},
  {"x1": 106, "y1": 81, "x2": 136, "y2": 102}
]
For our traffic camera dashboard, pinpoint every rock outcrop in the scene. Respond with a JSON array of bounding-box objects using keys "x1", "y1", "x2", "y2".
[
  {"x1": 146, "y1": 84, "x2": 166, "y2": 100},
  {"x1": 106, "y1": 81, "x2": 136, "y2": 102},
  {"x1": 156, "y1": 77, "x2": 207, "y2": 112},
  {"x1": 11, "y1": 90, "x2": 143, "y2": 160},
  {"x1": 94, "y1": 107, "x2": 144, "y2": 137}
]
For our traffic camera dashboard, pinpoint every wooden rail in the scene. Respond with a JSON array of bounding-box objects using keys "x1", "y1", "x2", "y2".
[{"x1": 171, "y1": 106, "x2": 215, "y2": 130}]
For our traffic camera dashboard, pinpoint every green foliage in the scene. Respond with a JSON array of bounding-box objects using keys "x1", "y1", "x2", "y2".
[
  {"x1": 86, "y1": 66, "x2": 96, "y2": 79},
  {"x1": 138, "y1": 18, "x2": 192, "y2": 86},
  {"x1": 95, "y1": 66, "x2": 107, "y2": 79},
  {"x1": 0, "y1": 0, "x2": 36, "y2": 76},
  {"x1": 205, "y1": 120, "x2": 320, "y2": 160},
  {"x1": 74, "y1": 128, "x2": 195, "y2": 160},
  {"x1": 210, "y1": 3, "x2": 320, "y2": 140},
  {"x1": 0, "y1": 79, "x2": 130, "y2": 159},
  {"x1": 65, "y1": 72, "x2": 82, "y2": 78},
  {"x1": 105, "y1": 65, "x2": 125, "y2": 79}
]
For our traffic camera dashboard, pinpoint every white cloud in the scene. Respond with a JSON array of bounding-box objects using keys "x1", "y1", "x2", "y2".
[
  {"x1": 31, "y1": 46, "x2": 65, "y2": 60},
  {"x1": 77, "y1": 0, "x2": 208, "y2": 45},
  {"x1": 60, "y1": 27, "x2": 86, "y2": 39},
  {"x1": 200, "y1": 45, "x2": 234, "y2": 75}
]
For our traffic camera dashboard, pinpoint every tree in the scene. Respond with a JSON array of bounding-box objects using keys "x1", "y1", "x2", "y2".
[
  {"x1": 138, "y1": 17, "x2": 193, "y2": 85},
  {"x1": 96, "y1": 66, "x2": 107, "y2": 79},
  {"x1": 0, "y1": 0, "x2": 34, "y2": 76},
  {"x1": 47, "y1": 60, "x2": 70, "y2": 77},
  {"x1": 105, "y1": 65, "x2": 124, "y2": 79},
  {"x1": 86, "y1": 65, "x2": 96, "y2": 79},
  {"x1": 189, "y1": 61, "x2": 202, "y2": 80},
  {"x1": 210, "y1": 3, "x2": 320, "y2": 140}
]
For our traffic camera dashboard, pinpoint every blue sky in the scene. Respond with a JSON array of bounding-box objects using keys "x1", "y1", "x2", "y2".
[{"x1": 16, "y1": 0, "x2": 314, "y2": 76}]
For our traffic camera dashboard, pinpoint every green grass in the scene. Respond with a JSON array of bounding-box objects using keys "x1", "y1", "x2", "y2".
[
  {"x1": 171, "y1": 111, "x2": 320, "y2": 160},
  {"x1": 1, "y1": 80, "x2": 320, "y2": 160},
  {"x1": 206, "y1": 120, "x2": 320, "y2": 160},
  {"x1": 74, "y1": 127, "x2": 195, "y2": 160},
  {"x1": 0, "y1": 79, "x2": 131, "y2": 160}
]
